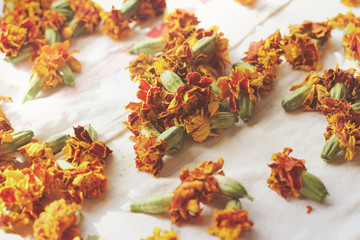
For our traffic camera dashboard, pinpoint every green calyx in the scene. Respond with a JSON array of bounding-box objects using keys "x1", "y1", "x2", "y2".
[
  {"x1": 351, "y1": 101, "x2": 360, "y2": 111},
  {"x1": 211, "y1": 112, "x2": 238, "y2": 129},
  {"x1": 22, "y1": 74, "x2": 45, "y2": 103},
  {"x1": 321, "y1": 134, "x2": 342, "y2": 162},
  {"x1": 45, "y1": 28, "x2": 63, "y2": 46},
  {"x1": 157, "y1": 124, "x2": 184, "y2": 151},
  {"x1": 84, "y1": 124, "x2": 98, "y2": 141},
  {"x1": 226, "y1": 198, "x2": 242, "y2": 210},
  {"x1": 51, "y1": 0, "x2": 74, "y2": 21},
  {"x1": 218, "y1": 101, "x2": 232, "y2": 112},
  {"x1": 59, "y1": 63, "x2": 75, "y2": 86},
  {"x1": 192, "y1": 33, "x2": 217, "y2": 57},
  {"x1": 329, "y1": 82, "x2": 347, "y2": 100},
  {"x1": 121, "y1": 0, "x2": 140, "y2": 20},
  {"x1": 160, "y1": 70, "x2": 184, "y2": 93},
  {"x1": 1, "y1": 130, "x2": 34, "y2": 155},
  {"x1": 4, "y1": 46, "x2": 33, "y2": 64},
  {"x1": 213, "y1": 174, "x2": 254, "y2": 201},
  {"x1": 69, "y1": 19, "x2": 87, "y2": 37},
  {"x1": 237, "y1": 91, "x2": 254, "y2": 122},
  {"x1": 128, "y1": 37, "x2": 165, "y2": 56},
  {"x1": 232, "y1": 61, "x2": 256, "y2": 71},
  {"x1": 130, "y1": 192, "x2": 174, "y2": 214},
  {"x1": 300, "y1": 170, "x2": 329, "y2": 201},
  {"x1": 281, "y1": 85, "x2": 311, "y2": 111},
  {"x1": 44, "y1": 134, "x2": 71, "y2": 155}
]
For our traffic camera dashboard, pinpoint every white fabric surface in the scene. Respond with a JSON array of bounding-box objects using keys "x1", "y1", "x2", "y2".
[{"x1": 1, "y1": 0, "x2": 360, "y2": 239}]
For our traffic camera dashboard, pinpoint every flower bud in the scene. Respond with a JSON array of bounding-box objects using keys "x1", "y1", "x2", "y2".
[
  {"x1": 44, "y1": 134, "x2": 71, "y2": 155},
  {"x1": 211, "y1": 112, "x2": 238, "y2": 129},
  {"x1": 1, "y1": 130, "x2": 34, "y2": 155},
  {"x1": 321, "y1": 134, "x2": 342, "y2": 162},
  {"x1": 128, "y1": 37, "x2": 165, "y2": 56},
  {"x1": 213, "y1": 174, "x2": 253, "y2": 201},
  {"x1": 329, "y1": 82, "x2": 347, "y2": 100},
  {"x1": 300, "y1": 170, "x2": 329, "y2": 201},
  {"x1": 23, "y1": 74, "x2": 45, "y2": 103},
  {"x1": 157, "y1": 125, "x2": 184, "y2": 151},
  {"x1": 238, "y1": 92, "x2": 254, "y2": 122},
  {"x1": 121, "y1": 0, "x2": 140, "y2": 20},
  {"x1": 160, "y1": 70, "x2": 184, "y2": 93},
  {"x1": 130, "y1": 193, "x2": 174, "y2": 214},
  {"x1": 281, "y1": 85, "x2": 311, "y2": 111},
  {"x1": 192, "y1": 33, "x2": 216, "y2": 57}
]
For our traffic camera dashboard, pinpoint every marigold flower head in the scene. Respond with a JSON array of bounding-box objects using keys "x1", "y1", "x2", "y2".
[
  {"x1": 141, "y1": 227, "x2": 179, "y2": 240},
  {"x1": 321, "y1": 98, "x2": 360, "y2": 161},
  {"x1": 17, "y1": 140, "x2": 55, "y2": 164},
  {"x1": 242, "y1": 29, "x2": 283, "y2": 68},
  {"x1": 40, "y1": 9, "x2": 66, "y2": 31},
  {"x1": 100, "y1": 6, "x2": 131, "y2": 41},
  {"x1": 0, "y1": 108, "x2": 13, "y2": 133},
  {"x1": 235, "y1": 0, "x2": 258, "y2": 5},
  {"x1": 343, "y1": 31, "x2": 360, "y2": 62},
  {"x1": 63, "y1": 125, "x2": 112, "y2": 167},
  {"x1": 341, "y1": 0, "x2": 360, "y2": 6},
  {"x1": 133, "y1": 132, "x2": 167, "y2": 177},
  {"x1": 126, "y1": 54, "x2": 154, "y2": 81},
  {"x1": 69, "y1": 0, "x2": 103, "y2": 33},
  {"x1": 33, "y1": 40, "x2": 80, "y2": 90},
  {"x1": 282, "y1": 33, "x2": 322, "y2": 71},
  {"x1": 134, "y1": 0, "x2": 166, "y2": 21},
  {"x1": 169, "y1": 157, "x2": 223, "y2": 224},
  {"x1": 267, "y1": 147, "x2": 306, "y2": 199},
  {"x1": 163, "y1": 9, "x2": 200, "y2": 50},
  {"x1": 207, "y1": 206, "x2": 253, "y2": 240},
  {"x1": 33, "y1": 199, "x2": 82, "y2": 240},
  {"x1": 0, "y1": 22, "x2": 28, "y2": 57},
  {"x1": 329, "y1": 12, "x2": 355, "y2": 29},
  {"x1": 288, "y1": 20, "x2": 332, "y2": 44}
]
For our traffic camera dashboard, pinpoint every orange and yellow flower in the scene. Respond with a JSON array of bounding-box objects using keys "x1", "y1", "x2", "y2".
[
  {"x1": 235, "y1": 0, "x2": 258, "y2": 5},
  {"x1": 288, "y1": 20, "x2": 332, "y2": 44},
  {"x1": 126, "y1": 54, "x2": 154, "y2": 81},
  {"x1": 341, "y1": 0, "x2": 360, "y2": 6},
  {"x1": 134, "y1": 0, "x2": 166, "y2": 21},
  {"x1": 267, "y1": 147, "x2": 306, "y2": 199},
  {"x1": 169, "y1": 158, "x2": 223, "y2": 224},
  {"x1": 141, "y1": 227, "x2": 179, "y2": 240},
  {"x1": 0, "y1": 22, "x2": 28, "y2": 57},
  {"x1": 17, "y1": 140, "x2": 55, "y2": 164},
  {"x1": 33, "y1": 199, "x2": 82, "y2": 240},
  {"x1": 100, "y1": 6, "x2": 131, "y2": 41},
  {"x1": 40, "y1": 9, "x2": 66, "y2": 31},
  {"x1": 207, "y1": 206, "x2": 253, "y2": 240}
]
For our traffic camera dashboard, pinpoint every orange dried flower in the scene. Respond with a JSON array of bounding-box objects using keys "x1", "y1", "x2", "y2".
[
  {"x1": 133, "y1": 132, "x2": 167, "y2": 177},
  {"x1": 69, "y1": 0, "x2": 103, "y2": 33},
  {"x1": 207, "y1": 206, "x2": 253, "y2": 240},
  {"x1": 235, "y1": 0, "x2": 258, "y2": 5},
  {"x1": 0, "y1": 22, "x2": 28, "y2": 57},
  {"x1": 321, "y1": 98, "x2": 360, "y2": 161},
  {"x1": 242, "y1": 29, "x2": 283, "y2": 69},
  {"x1": 100, "y1": 6, "x2": 131, "y2": 41},
  {"x1": 0, "y1": 108, "x2": 13, "y2": 133},
  {"x1": 33, "y1": 40, "x2": 80, "y2": 90},
  {"x1": 141, "y1": 227, "x2": 179, "y2": 240},
  {"x1": 288, "y1": 20, "x2": 332, "y2": 44},
  {"x1": 169, "y1": 158, "x2": 223, "y2": 225},
  {"x1": 329, "y1": 12, "x2": 355, "y2": 29},
  {"x1": 267, "y1": 147, "x2": 306, "y2": 199},
  {"x1": 63, "y1": 125, "x2": 112, "y2": 167},
  {"x1": 343, "y1": 31, "x2": 360, "y2": 61},
  {"x1": 33, "y1": 199, "x2": 82, "y2": 240},
  {"x1": 282, "y1": 33, "x2": 322, "y2": 70},
  {"x1": 163, "y1": 9, "x2": 200, "y2": 51},
  {"x1": 41, "y1": 9, "x2": 66, "y2": 31},
  {"x1": 17, "y1": 140, "x2": 55, "y2": 164},
  {"x1": 134, "y1": 0, "x2": 166, "y2": 21},
  {"x1": 341, "y1": 0, "x2": 360, "y2": 6},
  {"x1": 126, "y1": 54, "x2": 154, "y2": 81}
]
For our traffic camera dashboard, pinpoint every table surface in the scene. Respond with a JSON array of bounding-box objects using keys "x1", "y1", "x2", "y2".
[{"x1": 1, "y1": 0, "x2": 360, "y2": 239}]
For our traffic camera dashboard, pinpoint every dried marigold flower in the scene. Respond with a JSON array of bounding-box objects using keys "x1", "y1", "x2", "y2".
[
  {"x1": 207, "y1": 201, "x2": 253, "y2": 240},
  {"x1": 169, "y1": 158, "x2": 223, "y2": 225},
  {"x1": 341, "y1": 0, "x2": 360, "y2": 6},
  {"x1": 33, "y1": 199, "x2": 82, "y2": 240},
  {"x1": 0, "y1": 107, "x2": 13, "y2": 133},
  {"x1": 282, "y1": 33, "x2": 322, "y2": 71},
  {"x1": 235, "y1": 0, "x2": 258, "y2": 5},
  {"x1": 321, "y1": 98, "x2": 360, "y2": 161},
  {"x1": 242, "y1": 29, "x2": 283, "y2": 69},
  {"x1": 100, "y1": 6, "x2": 131, "y2": 41},
  {"x1": 268, "y1": 147, "x2": 329, "y2": 201},
  {"x1": 41, "y1": 9, "x2": 66, "y2": 31},
  {"x1": 63, "y1": 125, "x2": 112, "y2": 167},
  {"x1": 329, "y1": 12, "x2": 355, "y2": 29},
  {"x1": 0, "y1": 23, "x2": 28, "y2": 57},
  {"x1": 134, "y1": 0, "x2": 166, "y2": 22},
  {"x1": 288, "y1": 20, "x2": 332, "y2": 46},
  {"x1": 141, "y1": 227, "x2": 179, "y2": 240},
  {"x1": 126, "y1": 54, "x2": 154, "y2": 81}
]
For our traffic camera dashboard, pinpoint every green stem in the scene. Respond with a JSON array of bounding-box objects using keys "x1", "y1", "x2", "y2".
[
  {"x1": 121, "y1": 0, "x2": 140, "y2": 20},
  {"x1": 238, "y1": 92, "x2": 254, "y2": 122},
  {"x1": 281, "y1": 85, "x2": 311, "y2": 111},
  {"x1": 130, "y1": 193, "x2": 174, "y2": 214},
  {"x1": 23, "y1": 74, "x2": 45, "y2": 103},
  {"x1": 44, "y1": 134, "x2": 71, "y2": 154},
  {"x1": 59, "y1": 63, "x2": 75, "y2": 86},
  {"x1": 4, "y1": 46, "x2": 33, "y2": 64},
  {"x1": 1, "y1": 130, "x2": 34, "y2": 155},
  {"x1": 329, "y1": 82, "x2": 347, "y2": 100},
  {"x1": 213, "y1": 174, "x2": 253, "y2": 201},
  {"x1": 300, "y1": 170, "x2": 329, "y2": 201},
  {"x1": 211, "y1": 112, "x2": 238, "y2": 129},
  {"x1": 128, "y1": 37, "x2": 165, "y2": 56},
  {"x1": 157, "y1": 125, "x2": 184, "y2": 151}
]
